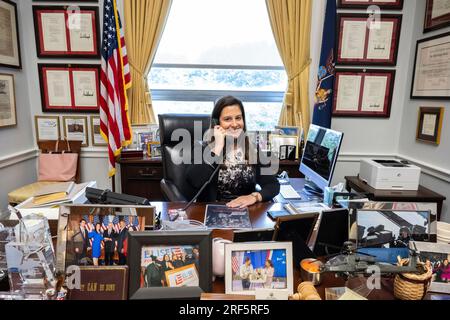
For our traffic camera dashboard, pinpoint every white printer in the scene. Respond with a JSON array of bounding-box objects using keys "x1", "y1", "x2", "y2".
[{"x1": 359, "y1": 159, "x2": 421, "y2": 190}]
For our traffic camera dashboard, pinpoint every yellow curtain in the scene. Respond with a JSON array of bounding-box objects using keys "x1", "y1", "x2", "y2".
[
  {"x1": 124, "y1": 0, "x2": 172, "y2": 125},
  {"x1": 265, "y1": 0, "x2": 312, "y2": 134}
]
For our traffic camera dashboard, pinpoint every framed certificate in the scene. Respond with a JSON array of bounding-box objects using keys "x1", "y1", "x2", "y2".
[
  {"x1": 90, "y1": 116, "x2": 106, "y2": 146},
  {"x1": 0, "y1": 0, "x2": 21, "y2": 69},
  {"x1": 35, "y1": 115, "x2": 60, "y2": 141},
  {"x1": 0, "y1": 73, "x2": 17, "y2": 127},
  {"x1": 416, "y1": 107, "x2": 444, "y2": 145},
  {"x1": 333, "y1": 69, "x2": 395, "y2": 118},
  {"x1": 63, "y1": 116, "x2": 88, "y2": 147},
  {"x1": 411, "y1": 32, "x2": 450, "y2": 99},
  {"x1": 33, "y1": 6, "x2": 100, "y2": 58},
  {"x1": 38, "y1": 64, "x2": 100, "y2": 112},
  {"x1": 338, "y1": 0, "x2": 404, "y2": 10},
  {"x1": 424, "y1": 0, "x2": 450, "y2": 33},
  {"x1": 337, "y1": 14, "x2": 402, "y2": 66}
]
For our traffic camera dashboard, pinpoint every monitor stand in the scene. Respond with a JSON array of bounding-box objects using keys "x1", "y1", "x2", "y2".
[{"x1": 302, "y1": 177, "x2": 324, "y2": 198}]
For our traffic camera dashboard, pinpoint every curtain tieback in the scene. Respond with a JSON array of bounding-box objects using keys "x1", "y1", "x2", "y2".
[
  {"x1": 288, "y1": 59, "x2": 312, "y2": 82},
  {"x1": 129, "y1": 61, "x2": 146, "y2": 78}
]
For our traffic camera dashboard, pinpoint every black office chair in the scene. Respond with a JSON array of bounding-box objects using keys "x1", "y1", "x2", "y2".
[{"x1": 158, "y1": 114, "x2": 211, "y2": 202}]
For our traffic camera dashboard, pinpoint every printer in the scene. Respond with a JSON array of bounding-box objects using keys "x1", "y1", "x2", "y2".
[{"x1": 359, "y1": 159, "x2": 421, "y2": 190}]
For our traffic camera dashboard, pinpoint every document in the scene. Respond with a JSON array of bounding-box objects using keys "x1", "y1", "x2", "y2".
[
  {"x1": 72, "y1": 70, "x2": 98, "y2": 107},
  {"x1": 422, "y1": 114, "x2": 437, "y2": 136},
  {"x1": 431, "y1": 0, "x2": 450, "y2": 19},
  {"x1": 0, "y1": 5, "x2": 14, "y2": 58},
  {"x1": 68, "y1": 12, "x2": 95, "y2": 53},
  {"x1": 335, "y1": 75, "x2": 361, "y2": 111},
  {"x1": 36, "y1": 117, "x2": 59, "y2": 140},
  {"x1": 361, "y1": 76, "x2": 388, "y2": 112},
  {"x1": 366, "y1": 21, "x2": 394, "y2": 60},
  {"x1": 46, "y1": 70, "x2": 72, "y2": 107},
  {"x1": 340, "y1": 20, "x2": 367, "y2": 59},
  {"x1": 65, "y1": 118, "x2": 87, "y2": 145},
  {"x1": 41, "y1": 12, "x2": 68, "y2": 52}
]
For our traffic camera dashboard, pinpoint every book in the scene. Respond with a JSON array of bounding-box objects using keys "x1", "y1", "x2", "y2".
[
  {"x1": 33, "y1": 192, "x2": 68, "y2": 205},
  {"x1": 28, "y1": 182, "x2": 92, "y2": 207},
  {"x1": 33, "y1": 181, "x2": 75, "y2": 197}
]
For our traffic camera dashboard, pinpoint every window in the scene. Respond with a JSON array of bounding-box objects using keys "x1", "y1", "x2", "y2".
[{"x1": 148, "y1": 0, "x2": 287, "y2": 131}]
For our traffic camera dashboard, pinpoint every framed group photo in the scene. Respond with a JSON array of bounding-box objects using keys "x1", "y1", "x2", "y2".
[
  {"x1": 38, "y1": 64, "x2": 100, "y2": 112},
  {"x1": 337, "y1": 14, "x2": 402, "y2": 66},
  {"x1": 33, "y1": 5, "x2": 100, "y2": 58},
  {"x1": 416, "y1": 107, "x2": 444, "y2": 145},
  {"x1": 424, "y1": 0, "x2": 450, "y2": 33},
  {"x1": 333, "y1": 69, "x2": 395, "y2": 118},
  {"x1": 337, "y1": 0, "x2": 404, "y2": 10},
  {"x1": 63, "y1": 116, "x2": 88, "y2": 147},
  {"x1": 0, "y1": 0, "x2": 21, "y2": 69},
  {"x1": 411, "y1": 33, "x2": 450, "y2": 99},
  {"x1": 0, "y1": 73, "x2": 17, "y2": 128},
  {"x1": 35, "y1": 115, "x2": 60, "y2": 141}
]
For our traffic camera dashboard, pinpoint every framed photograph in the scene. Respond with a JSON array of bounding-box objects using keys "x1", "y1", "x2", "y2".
[
  {"x1": 146, "y1": 141, "x2": 161, "y2": 158},
  {"x1": 38, "y1": 64, "x2": 100, "y2": 112},
  {"x1": 416, "y1": 107, "x2": 444, "y2": 145},
  {"x1": 337, "y1": 14, "x2": 402, "y2": 66},
  {"x1": 90, "y1": 116, "x2": 106, "y2": 147},
  {"x1": 333, "y1": 69, "x2": 395, "y2": 118},
  {"x1": 33, "y1": 6, "x2": 100, "y2": 58},
  {"x1": 35, "y1": 115, "x2": 60, "y2": 141},
  {"x1": 269, "y1": 134, "x2": 299, "y2": 160},
  {"x1": 413, "y1": 241, "x2": 450, "y2": 294},
  {"x1": 224, "y1": 242, "x2": 294, "y2": 296},
  {"x1": 338, "y1": 0, "x2": 404, "y2": 10},
  {"x1": 127, "y1": 231, "x2": 212, "y2": 300},
  {"x1": 424, "y1": 0, "x2": 450, "y2": 33},
  {"x1": 204, "y1": 205, "x2": 252, "y2": 230},
  {"x1": 0, "y1": 73, "x2": 16, "y2": 127},
  {"x1": 0, "y1": 0, "x2": 21, "y2": 69},
  {"x1": 411, "y1": 33, "x2": 450, "y2": 99},
  {"x1": 63, "y1": 116, "x2": 88, "y2": 147}
]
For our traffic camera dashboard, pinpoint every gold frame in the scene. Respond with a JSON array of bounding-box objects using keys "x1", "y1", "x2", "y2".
[
  {"x1": 0, "y1": 73, "x2": 17, "y2": 128},
  {"x1": 90, "y1": 116, "x2": 107, "y2": 147},
  {"x1": 34, "y1": 115, "x2": 60, "y2": 142},
  {"x1": 416, "y1": 107, "x2": 444, "y2": 145},
  {"x1": 62, "y1": 116, "x2": 89, "y2": 147}
]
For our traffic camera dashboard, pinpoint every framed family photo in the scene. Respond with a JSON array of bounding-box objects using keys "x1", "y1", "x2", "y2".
[
  {"x1": 0, "y1": 73, "x2": 16, "y2": 128},
  {"x1": 0, "y1": 0, "x2": 21, "y2": 69},
  {"x1": 416, "y1": 107, "x2": 444, "y2": 145},
  {"x1": 424, "y1": 0, "x2": 450, "y2": 33}
]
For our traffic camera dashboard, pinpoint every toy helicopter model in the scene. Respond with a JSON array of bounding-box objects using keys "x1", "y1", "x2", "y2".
[{"x1": 319, "y1": 241, "x2": 423, "y2": 280}]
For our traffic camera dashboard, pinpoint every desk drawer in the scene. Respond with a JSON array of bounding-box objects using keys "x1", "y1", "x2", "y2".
[{"x1": 124, "y1": 166, "x2": 163, "y2": 181}]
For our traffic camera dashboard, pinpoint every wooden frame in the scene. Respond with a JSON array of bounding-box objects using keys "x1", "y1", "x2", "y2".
[
  {"x1": 63, "y1": 115, "x2": 88, "y2": 147},
  {"x1": 336, "y1": 13, "x2": 402, "y2": 66},
  {"x1": 33, "y1": 5, "x2": 100, "y2": 58},
  {"x1": 333, "y1": 68, "x2": 395, "y2": 118},
  {"x1": 0, "y1": 73, "x2": 17, "y2": 127},
  {"x1": 38, "y1": 64, "x2": 100, "y2": 112},
  {"x1": 90, "y1": 116, "x2": 106, "y2": 147},
  {"x1": 411, "y1": 32, "x2": 450, "y2": 99},
  {"x1": 0, "y1": 0, "x2": 21, "y2": 69},
  {"x1": 35, "y1": 115, "x2": 60, "y2": 141},
  {"x1": 338, "y1": 0, "x2": 404, "y2": 10},
  {"x1": 416, "y1": 107, "x2": 444, "y2": 145},
  {"x1": 424, "y1": 0, "x2": 450, "y2": 33}
]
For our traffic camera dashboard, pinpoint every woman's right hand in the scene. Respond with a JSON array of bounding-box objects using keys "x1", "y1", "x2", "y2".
[{"x1": 212, "y1": 125, "x2": 226, "y2": 155}]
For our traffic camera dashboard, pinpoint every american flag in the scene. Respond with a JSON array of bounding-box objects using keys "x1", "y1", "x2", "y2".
[
  {"x1": 232, "y1": 254, "x2": 240, "y2": 274},
  {"x1": 100, "y1": 0, "x2": 132, "y2": 177}
]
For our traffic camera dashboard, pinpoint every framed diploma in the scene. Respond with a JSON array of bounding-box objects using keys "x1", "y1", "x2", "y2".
[
  {"x1": 337, "y1": 14, "x2": 402, "y2": 66},
  {"x1": 90, "y1": 116, "x2": 106, "y2": 146},
  {"x1": 63, "y1": 116, "x2": 88, "y2": 147},
  {"x1": 0, "y1": 73, "x2": 17, "y2": 127},
  {"x1": 333, "y1": 69, "x2": 395, "y2": 118},
  {"x1": 33, "y1": 6, "x2": 100, "y2": 58},
  {"x1": 416, "y1": 107, "x2": 444, "y2": 145},
  {"x1": 35, "y1": 115, "x2": 60, "y2": 141},
  {"x1": 0, "y1": 0, "x2": 21, "y2": 69},
  {"x1": 411, "y1": 32, "x2": 450, "y2": 99},
  {"x1": 38, "y1": 63, "x2": 100, "y2": 112},
  {"x1": 338, "y1": 0, "x2": 404, "y2": 10},
  {"x1": 424, "y1": 0, "x2": 450, "y2": 33}
]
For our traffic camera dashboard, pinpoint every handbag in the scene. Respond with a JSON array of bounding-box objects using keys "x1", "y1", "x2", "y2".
[{"x1": 38, "y1": 140, "x2": 79, "y2": 182}]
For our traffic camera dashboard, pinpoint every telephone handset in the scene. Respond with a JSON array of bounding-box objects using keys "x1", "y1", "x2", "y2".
[{"x1": 211, "y1": 118, "x2": 219, "y2": 128}]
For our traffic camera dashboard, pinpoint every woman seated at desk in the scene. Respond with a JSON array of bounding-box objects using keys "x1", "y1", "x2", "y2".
[{"x1": 186, "y1": 96, "x2": 280, "y2": 209}]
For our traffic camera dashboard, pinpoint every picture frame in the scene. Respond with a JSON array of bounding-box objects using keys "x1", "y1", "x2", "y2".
[
  {"x1": 424, "y1": 0, "x2": 450, "y2": 33},
  {"x1": 90, "y1": 116, "x2": 106, "y2": 147},
  {"x1": 35, "y1": 115, "x2": 60, "y2": 141},
  {"x1": 337, "y1": 0, "x2": 404, "y2": 10},
  {"x1": 412, "y1": 241, "x2": 450, "y2": 294},
  {"x1": 411, "y1": 33, "x2": 450, "y2": 99},
  {"x1": 0, "y1": 0, "x2": 21, "y2": 69},
  {"x1": 336, "y1": 14, "x2": 402, "y2": 66},
  {"x1": 333, "y1": 69, "x2": 395, "y2": 118},
  {"x1": 127, "y1": 231, "x2": 212, "y2": 300},
  {"x1": 0, "y1": 73, "x2": 17, "y2": 128},
  {"x1": 32, "y1": 5, "x2": 100, "y2": 58},
  {"x1": 274, "y1": 126, "x2": 299, "y2": 137},
  {"x1": 146, "y1": 141, "x2": 161, "y2": 158},
  {"x1": 269, "y1": 134, "x2": 299, "y2": 160},
  {"x1": 224, "y1": 242, "x2": 294, "y2": 296},
  {"x1": 416, "y1": 107, "x2": 444, "y2": 145},
  {"x1": 63, "y1": 116, "x2": 88, "y2": 147}
]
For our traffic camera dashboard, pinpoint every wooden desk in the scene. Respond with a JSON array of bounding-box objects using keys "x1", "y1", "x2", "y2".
[{"x1": 345, "y1": 176, "x2": 446, "y2": 221}]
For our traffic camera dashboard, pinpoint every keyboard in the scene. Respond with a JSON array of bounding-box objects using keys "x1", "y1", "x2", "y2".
[{"x1": 280, "y1": 184, "x2": 302, "y2": 199}]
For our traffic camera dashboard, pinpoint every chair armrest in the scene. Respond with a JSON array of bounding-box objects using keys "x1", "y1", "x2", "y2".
[{"x1": 160, "y1": 179, "x2": 188, "y2": 202}]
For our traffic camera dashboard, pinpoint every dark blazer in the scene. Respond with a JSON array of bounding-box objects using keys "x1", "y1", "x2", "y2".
[
  {"x1": 72, "y1": 227, "x2": 90, "y2": 258},
  {"x1": 103, "y1": 229, "x2": 117, "y2": 253},
  {"x1": 116, "y1": 228, "x2": 128, "y2": 253},
  {"x1": 186, "y1": 146, "x2": 280, "y2": 202}
]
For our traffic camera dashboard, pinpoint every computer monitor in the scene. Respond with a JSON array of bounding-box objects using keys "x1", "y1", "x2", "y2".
[{"x1": 299, "y1": 124, "x2": 344, "y2": 196}]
